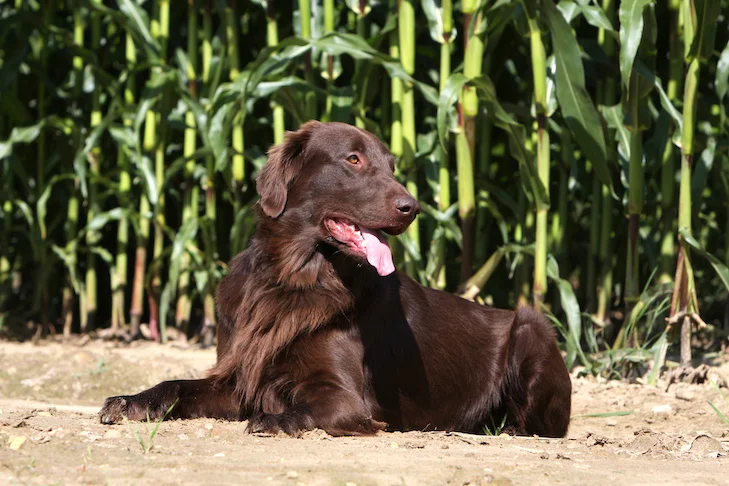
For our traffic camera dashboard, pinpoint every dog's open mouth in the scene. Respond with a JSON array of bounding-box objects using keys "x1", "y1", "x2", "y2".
[{"x1": 324, "y1": 218, "x2": 395, "y2": 277}]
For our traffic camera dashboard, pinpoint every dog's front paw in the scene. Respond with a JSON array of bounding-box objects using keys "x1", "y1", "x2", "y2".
[
  {"x1": 99, "y1": 394, "x2": 175, "y2": 425},
  {"x1": 245, "y1": 412, "x2": 314, "y2": 437},
  {"x1": 360, "y1": 417, "x2": 388, "y2": 434},
  {"x1": 99, "y1": 396, "x2": 137, "y2": 424}
]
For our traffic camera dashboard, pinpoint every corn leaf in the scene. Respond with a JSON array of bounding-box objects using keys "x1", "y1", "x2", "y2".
[
  {"x1": 618, "y1": 0, "x2": 652, "y2": 91},
  {"x1": 681, "y1": 228, "x2": 729, "y2": 293},
  {"x1": 544, "y1": 0, "x2": 613, "y2": 197}
]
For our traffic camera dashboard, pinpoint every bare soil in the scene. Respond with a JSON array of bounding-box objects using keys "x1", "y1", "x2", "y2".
[{"x1": 1, "y1": 338, "x2": 729, "y2": 486}]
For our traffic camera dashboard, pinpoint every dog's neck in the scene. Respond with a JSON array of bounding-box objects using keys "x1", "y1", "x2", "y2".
[{"x1": 253, "y1": 205, "x2": 381, "y2": 295}]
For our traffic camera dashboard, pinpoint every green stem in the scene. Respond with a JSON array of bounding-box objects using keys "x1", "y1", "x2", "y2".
[
  {"x1": 299, "y1": 0, "x2": 316, "y2": 120},
  {"x1": 659, "y1": 0, "x2": 683, "y2": 284},
  {"x1": 266, "y1": 1, "x2": 285, "y2": 143},
  {"x1": 672, "y1": 52, "x2": 700, "y2": 369},
  {"x1": 624, "y1": 70, "x2": 643, "y2": 330},
  {"x1": 523, "y1": 2, "x2": 549, "y2": 305},
  {"x1": 596, "y1": 183, "x2": 614, "y2": 324},
  {"x1": 398, "y1": 0, "x2": 420, "y2": 279},
  {"x1": 456, "y1": 3, "x2": 483, "y2": 282},
  {"x1": 434, "y1": 0, "x2": 452, "y2": 290},
  {"x1": 83, "y1": 1, "x2": 102, "y2": 334},
  {"x1": 323, "y1": 0, "x2": 336, "y2": 121},
  {"x1": 149, "y1": 0, "x2": 170, "y2": 343},
  {"x1": 177, "y1": 0, "x2": 200, "y2": 335},
  {"x1": 596, "y1": 0, "x2": 616, "y2": 325}
]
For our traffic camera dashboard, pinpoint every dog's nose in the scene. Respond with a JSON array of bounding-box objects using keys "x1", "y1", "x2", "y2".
[{"x1": 395, "y1": 197, "x2": 420, "y2": 217}]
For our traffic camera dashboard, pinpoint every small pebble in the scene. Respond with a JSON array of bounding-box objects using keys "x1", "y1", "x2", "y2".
[
  {"x1": 214, "y1": 452, "x2": 225, "y2": 457},
  {"x1": 8, "y1": 436, "x2": 26, "y2": 450},
  {"x1": 675, "y1": 389, "x2": 694, "y2": 401},
  {"x1": 286, "y1": 470, "x2": 299, "y2": 479},
  {"x1": 651, "y1": 404, "x2": 673, "y2": 414},
  {"x1": 606, "y1": 419, "x2": 617, "y2": 427}
]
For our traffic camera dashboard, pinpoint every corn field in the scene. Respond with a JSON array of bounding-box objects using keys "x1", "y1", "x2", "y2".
[{"x1": 1, "y1": 0, "x2": 729, "y2": 378}]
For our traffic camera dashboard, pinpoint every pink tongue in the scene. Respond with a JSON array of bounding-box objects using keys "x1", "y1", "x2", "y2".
[{"x1": 360, "y1": 227, "x2": 395, "y2": 276}]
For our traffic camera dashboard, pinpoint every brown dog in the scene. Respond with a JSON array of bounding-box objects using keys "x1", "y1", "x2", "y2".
[{"x1": 99, "y1": 121, "x2": 572, "y2": 437}]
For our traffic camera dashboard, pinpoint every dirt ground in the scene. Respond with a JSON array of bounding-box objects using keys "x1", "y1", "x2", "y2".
[{"x1": 1, "y1": 339, "x2": 728, "y2": 486}]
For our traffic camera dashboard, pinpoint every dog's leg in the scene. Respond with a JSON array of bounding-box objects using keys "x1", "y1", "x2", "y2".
[
  {"x1": 506, "y1": 307, "x2": 572, "y2": 438},
  {"x1": 246, "y1": 386, "x2": 386, "y2": 437},
  {"x1": 99, "y1": 377, "x2": 241, "y2": 424}
]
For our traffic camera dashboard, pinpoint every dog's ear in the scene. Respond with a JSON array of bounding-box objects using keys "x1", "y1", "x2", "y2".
[{"x1": 256, "y1": 120, "x2": 321, "y2": 218}]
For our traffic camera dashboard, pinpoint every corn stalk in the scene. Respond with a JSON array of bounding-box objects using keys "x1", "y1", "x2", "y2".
[
  {"x1": 266, "y1": 0, "x2": 285, "y2": 143},
  {"x1": 176, "y1": 0, "x2": 201, "y2": 337},
  {"x1": 436, "y1": 0, "x2": 452, "y2": 289},
  {"x1": 399, "y1": 0, "x2": 420, "y2": 278},
  {"x1": 522, "y1": 0, "x2": 549, "y2": 306},
  {"x1": 82, "y1": 0, "x2": 102, "y2": 334},
  {"x1": 455, "y1": 0, "x2": 483, "y2": 283},
  {"x1": 669, "y1": 0, "x2": 720, "y2": 369},
  {"x1": 595, "y1": 0, "x2": 618, "y2": 326},
  {"x1": 658, "y1": 0, "x2": 684, "y2": 285}
]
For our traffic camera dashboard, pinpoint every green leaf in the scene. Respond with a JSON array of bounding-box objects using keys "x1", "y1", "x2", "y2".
[
  {"x1": 556, "y1": 0, "x2": 580, "y2": 23},
  {"x1": 603, "y1": 104, "x2": 631, "y2": 163},
  {"x1": 577, "y1": 4, "x2": 616, "y2": 31},
  {"x1": 37, "y1": 174, "x2": 76, "y2": 240},
  {"x1": 646, "y1": 331, "x2": 668, "y2": 386},
  {"x1": 470, "y1": 76, "x2": 548, "y2": 209},
  {"x1": 681, "y1": 228, "x2": 729, "y2": 293},
  {"x1": 708, "y1": 401, "x2": 729, "y2": 426},
  {"x1": 160, "y1": 217, "x2": 199, "y2": 332},
  {"x1": 12, "y1": 200, "x2": 34, "y2": 227},
  {"x1": 135, "y1": 154, "x2": 158, "y2": 206},
  {"x1": 255, "y1": 76, "x2": 328, "y2": 99},
  {"x1": 437, "y1": 74, "x2": 546, "y2": 207},
  {"x1": 74, "y1": 99, "x2": 121, "y2": 198},
  {"x1": 87, "y1": 208, "x2": 124, "y2": 233},
  {"x1": 692, "y1": 136, "x2": 715, "y2": 204},
  {"x1": 571, "y1": 410, "x2": 635, "y2": 419},
  {"x1": 436, "y1": 73, "x2": 468, "y2": 150},
  {"x1": 116, "y1": 0, "x2": 161, "y2": 63},
  {"x1": 51, "y1": 243, "x2": 82, "y2": 294},
  {"x1": 0, "y1": 120, "x2": 45, "y2": 159},
  {"x1": 546, "y1": 254, "x2": 583, "y2": 368},
  {"x1": 108, "y1": 125, "x2": 137, "y2": 150},
  {"x1": 633, "y1": 60, "x2": 683, "y2": 139},
  {"x1": 421, "y1": 0, "x2": 456, "y2": 44},
  {"x1": 618, "y1": 0, "x2": 651, "y2": 91},
  {"x1": 209, "y1": 103, "x2": 233, "y2": 172},
  {"x1": 716, "y1": 40, "x2": 729, "y2": 102},
  {"x1": 544, "y1": 0, "x2": 613, "y2": 197},
  {"x1": 687, "y1": 0, "x2": 721, "y2": 63},
  {"x1": 89, "y1": 246, "x2": 114, "y2": 264}
]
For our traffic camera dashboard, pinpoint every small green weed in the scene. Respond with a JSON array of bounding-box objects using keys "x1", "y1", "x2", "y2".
[
  {"x1": 482, "y1": 414, "x2": 507, "y2": 436},
  {"x1": 123, "y1": 398, "x2": 179, "y2": 454},
  {"x1": 707, "y1": 378, "x2": 729, "y2": 426},
  {"x1": 571, "y1": 410, "x2": 634, "y2": 419}
]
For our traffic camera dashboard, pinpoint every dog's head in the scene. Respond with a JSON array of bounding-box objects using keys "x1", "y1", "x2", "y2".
[{"x1": 255, "y1": 120, "x2": 420, "y2": 277}]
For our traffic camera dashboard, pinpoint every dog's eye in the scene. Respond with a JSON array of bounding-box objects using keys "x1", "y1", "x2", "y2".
[{"x1": 346, "y1": 154, "x2": 360, "y2": 164}]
